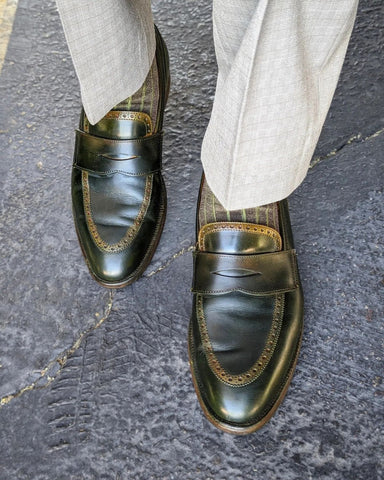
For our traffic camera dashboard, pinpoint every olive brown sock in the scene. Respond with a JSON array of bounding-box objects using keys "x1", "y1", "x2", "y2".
[{"x1": 198, "y1": 178, "x2": 280, "y2": 232}]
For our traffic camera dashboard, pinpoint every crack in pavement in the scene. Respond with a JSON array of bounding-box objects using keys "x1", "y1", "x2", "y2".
[
  {"x1": 310, "y1": 126, "x2": 384, "y2": 169},
  {"x1": 144, "y1": 244, "x2": 195, "y2": 277},
  {"x1": 141, "y1": 124, "x2": 383, "y2": 280},
  {"x1": 0, "y1": 242, "x2": 194, "y2": 408},
  {"x1": 0, "y1": 290, "x2": 114, "y2": 408}
]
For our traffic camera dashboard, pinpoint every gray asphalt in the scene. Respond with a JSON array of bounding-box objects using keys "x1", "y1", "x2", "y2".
[{"x1": 0, "y1": 1, "x2": 383, "y2": 479}]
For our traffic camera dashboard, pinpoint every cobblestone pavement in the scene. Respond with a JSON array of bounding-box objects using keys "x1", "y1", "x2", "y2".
[{"x1": 0, "y1": 1, "x2": 383, "y2": 479}]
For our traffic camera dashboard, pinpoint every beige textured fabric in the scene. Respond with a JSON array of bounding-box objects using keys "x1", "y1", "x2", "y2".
[
  {"x1": 204, "y1": 0, "x2": 359, "y2": 209},
  {"x1": 56, "y1": 0, "x2": 156, "y2": 125},
  {"x1": 56, "y1": 0, "x2": 359, "y2": 209}
]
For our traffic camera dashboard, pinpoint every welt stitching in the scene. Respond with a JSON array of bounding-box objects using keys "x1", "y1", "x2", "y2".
[
  {"x1": 194, "y1": 250, "x2": 294, "y2": 260},
  {"x1": 195, "y1": 287, "x2": 296, "y2": 295},
  {"x1": 77, "y1": 130, "x2": 163, "y2": 144},
  {"x1": 74, "y1": 166, "x2": 160, "y2": 177}
]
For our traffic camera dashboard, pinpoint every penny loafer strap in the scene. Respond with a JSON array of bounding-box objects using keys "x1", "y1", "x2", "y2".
[
  {"x1": 73, "y1": 130, "x2": 163, "y2": 176},
  {"x1": 192, "y1": 249, "x2": 300, "y2": 295}
]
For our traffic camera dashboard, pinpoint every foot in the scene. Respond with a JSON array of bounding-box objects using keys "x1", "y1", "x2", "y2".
[
  {"x1": 188, "y1": 177, "x2": 304, "y2": 433},
  {"x1": 71, "y1": 26, "x2": 170, "y2": 287}
]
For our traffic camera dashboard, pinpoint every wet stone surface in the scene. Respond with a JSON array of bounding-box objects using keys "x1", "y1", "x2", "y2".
[{"x1": 0, "y1": 0, "x2": 383, "y2": 479}]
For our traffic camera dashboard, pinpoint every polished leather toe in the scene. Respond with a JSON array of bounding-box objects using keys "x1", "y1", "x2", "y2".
[
  {"x1": 189, "y1": 287, "x2": 303, "y2": 430},
  {"x1": 71, "y1": 158, "x2": 166, "y2": 287},
  {"x1": 189, "y1": 199, "x2": 304, "y2": 434}
]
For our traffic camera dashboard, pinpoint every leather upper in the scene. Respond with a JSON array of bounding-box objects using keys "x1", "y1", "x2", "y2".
[
  {"x1": 189, "y1": 199, "x2": 304, "y2": 431},
  {"x1": 74, "y1": 130, "x2": 163, "y2": 176},
  {"x1": 71, "y1": 26, "x2": 170, "y2": 287},
  {"x1": 192, "y1": 249, "x2": 299, "y2": 295}
]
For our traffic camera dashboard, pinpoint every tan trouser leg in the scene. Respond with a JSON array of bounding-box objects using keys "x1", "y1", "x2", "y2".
[
  {"x1": 56, "y1": 0, "x2": 155, "y2": 125},
  {"x1": 202, "y1": 0, "x2": 359, "y2": 209}
]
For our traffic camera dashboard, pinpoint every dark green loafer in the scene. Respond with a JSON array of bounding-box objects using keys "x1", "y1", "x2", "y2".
[
  {"x1": 71, "y1": 26, "x2": 170, "y2": 288},
  {"x1": 188, "y1": 185, "x2": 304, "y2": 434}
]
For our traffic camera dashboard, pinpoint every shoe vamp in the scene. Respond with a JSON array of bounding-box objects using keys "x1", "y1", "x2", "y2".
[
  {"x1": 203, "y1": 292, "x2": 277, "y2": 376},
  {"x1": 88, "y1": 174, "x2": 147, "y2": 244}
]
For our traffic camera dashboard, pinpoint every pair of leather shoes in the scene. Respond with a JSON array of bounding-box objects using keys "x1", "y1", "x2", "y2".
[{"x1": 71, "y1": 27, "x2": 304, "y2": 433}]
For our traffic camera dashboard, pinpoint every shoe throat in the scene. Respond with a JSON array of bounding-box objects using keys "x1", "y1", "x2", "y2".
[
  {"x1": 82, "y1": 110, "x2": 153, "y2": 140},
  {"x1": 198, "y1": 178, "x2": 280, "y2": 239},
  {"x1": 80, "y1": 45, "x2": 160, "y2": 140},
  {"x1": 198, "y1": 222, "x2": 282, "y2": 255}
]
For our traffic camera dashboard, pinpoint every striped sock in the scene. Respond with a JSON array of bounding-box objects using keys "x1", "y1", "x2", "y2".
[{"x1": 198, "y1": 179, "x2": 279, "y2": 232}]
